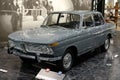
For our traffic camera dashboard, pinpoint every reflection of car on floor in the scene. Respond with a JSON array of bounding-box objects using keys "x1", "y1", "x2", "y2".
[{"x1": 8, "y1": 11, "x2": 115, "y2": 71}]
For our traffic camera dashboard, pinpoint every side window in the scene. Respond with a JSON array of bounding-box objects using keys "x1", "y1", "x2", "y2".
[
  {"x1": 93, "y1": 14, "x2": 104, "y2": 26},
  {"x1": 83, "y1": 14, "x2": 94, "y2": 28},
  {"x1": 99, "y1": 14, "x2": 105, "y2": 25}
]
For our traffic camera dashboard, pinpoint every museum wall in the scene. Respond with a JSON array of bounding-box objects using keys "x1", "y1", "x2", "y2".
[{"x1": 0, "y1": 0, "x2": 91, "y2": 41}]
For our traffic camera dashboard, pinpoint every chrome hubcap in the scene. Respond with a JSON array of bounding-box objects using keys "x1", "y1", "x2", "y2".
[
  {"x1": 105, "y1": 39, "x2": 110, "y2": 50},
  {"x1": 63, "y1": 53, "x2": 72, "y2": 69}
]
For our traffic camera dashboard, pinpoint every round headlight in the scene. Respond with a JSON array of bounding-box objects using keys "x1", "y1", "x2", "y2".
[
  {"x1": 25, "y1": 44, "x2": 54, "y2": 55},
  {"x1": 41, "y1": 46, "x2": 53, "y2": 54}
]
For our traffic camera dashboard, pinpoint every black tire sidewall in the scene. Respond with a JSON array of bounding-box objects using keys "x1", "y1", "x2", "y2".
[
  {"x1": 59, "y1": 49, "x2": 73, "y2": 71},
  {"x1": 101, "y1": 38, "x2": 110, "y2": 51}
]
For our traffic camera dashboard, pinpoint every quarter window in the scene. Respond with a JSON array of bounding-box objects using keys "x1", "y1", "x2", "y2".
[
  {"x1": 83, "y1": 14, "x2": 94, "y2": 28},
  {"x1": 93, "y1": 14, "x2": 104, "y2": 26}
]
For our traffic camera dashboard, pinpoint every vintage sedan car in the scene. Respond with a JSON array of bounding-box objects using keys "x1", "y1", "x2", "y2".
[{"x1": 8, "y1": 11, "x2": 115, "y2": 71}]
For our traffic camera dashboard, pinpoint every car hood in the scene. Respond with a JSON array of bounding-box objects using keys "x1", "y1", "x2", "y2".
[{"x1": 8, "y1": 26, "x2": 81, "y2": 44}]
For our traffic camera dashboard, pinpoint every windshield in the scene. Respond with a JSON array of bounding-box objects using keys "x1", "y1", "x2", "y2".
[{"x1": 42, "y1": 13, "x2": 80, "y2": 29}]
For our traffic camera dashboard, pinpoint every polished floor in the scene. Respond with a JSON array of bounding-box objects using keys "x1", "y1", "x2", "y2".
[{"x1": 0, "y1": 31, "x2": 120, "y2": 80}]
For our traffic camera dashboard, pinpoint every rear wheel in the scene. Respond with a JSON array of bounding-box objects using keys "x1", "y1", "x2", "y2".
[
  {"x1": 101, "y1": 38, "x2": 110, "y2": 52},
  {"x1": 58, "y1": 49, "x2": 74, "y2": 71}
]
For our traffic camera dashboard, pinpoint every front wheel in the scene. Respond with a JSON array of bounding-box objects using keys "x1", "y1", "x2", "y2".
[
  {"x1": 58, "y1": 49, "x2": 74, "y2": 71},
  {"x1": 101, "y1": 38, "x2": 110, "y2": 52}
]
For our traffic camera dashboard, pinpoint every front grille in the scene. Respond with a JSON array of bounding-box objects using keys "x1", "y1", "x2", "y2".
[
  {"x1": 15, "y1": 49, "x2": 35, "y2": 56},
  {"x1": 40, "y1": 54, "x2": 54, "y2": 57},
  {"x1": 20, "y1": 43, "x2": 26, "y2": 50},
  {"x1": 14, "y1": 42, "x2": 26, "y2": 52}
]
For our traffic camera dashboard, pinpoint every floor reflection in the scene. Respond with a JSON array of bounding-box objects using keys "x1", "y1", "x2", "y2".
[{"x1": 17, "y1": 62, "x2": 39, "y2": 80}]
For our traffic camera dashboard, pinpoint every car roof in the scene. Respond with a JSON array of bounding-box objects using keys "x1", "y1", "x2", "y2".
[{"x1": 50, "y1": 10, "x2": 101, "y2": 15}]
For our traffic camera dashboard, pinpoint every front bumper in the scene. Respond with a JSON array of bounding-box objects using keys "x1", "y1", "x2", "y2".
[{"x1": 8, "y1": 48, "x2": 62, "y2": 62}]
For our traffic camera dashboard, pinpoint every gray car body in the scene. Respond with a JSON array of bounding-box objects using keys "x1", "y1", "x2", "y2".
[{"x1": 8, "y1": 11, "x2": 115, "y2": 62}]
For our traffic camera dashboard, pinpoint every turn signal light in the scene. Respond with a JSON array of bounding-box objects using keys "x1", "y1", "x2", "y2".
[{"x1": 49, "y1": 42, "x2": 59, "y2": 47}]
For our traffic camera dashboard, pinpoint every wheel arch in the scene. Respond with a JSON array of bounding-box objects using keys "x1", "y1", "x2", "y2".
[
  {"x1": 65, "y1": 46, "x2": 78, "y2": 58},
  {"x1": 107, "y1": 33, "x2": 112, "y2": 39}
]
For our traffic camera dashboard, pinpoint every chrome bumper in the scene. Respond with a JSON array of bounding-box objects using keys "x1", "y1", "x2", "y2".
[{"x1": 8, "y1": 48, "x2": 62, "y2": 62}]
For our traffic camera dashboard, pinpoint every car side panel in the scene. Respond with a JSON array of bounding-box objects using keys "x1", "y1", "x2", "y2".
[
  {"x1": 52, "y1": 29, "x2": 94, "y2": 57},
  {"x1": 91, "y1": 25, "x2": 105, "y2": 47},
  {"x1": 99, "y1": 23, "x2": 115, "y2": 43}
]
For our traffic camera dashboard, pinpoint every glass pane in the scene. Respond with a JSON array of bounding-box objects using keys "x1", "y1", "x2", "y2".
[{"x1": 83, "y1": 14, "x2": 94, "y2": 27}]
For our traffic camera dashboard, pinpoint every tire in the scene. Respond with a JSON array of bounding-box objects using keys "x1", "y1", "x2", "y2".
[
  {"x1": 58, "y1": 49, "x2": 74, "y2": 71},
  {"x1": 101, "y1": 38, "x2": 110, "y2": 52}
]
